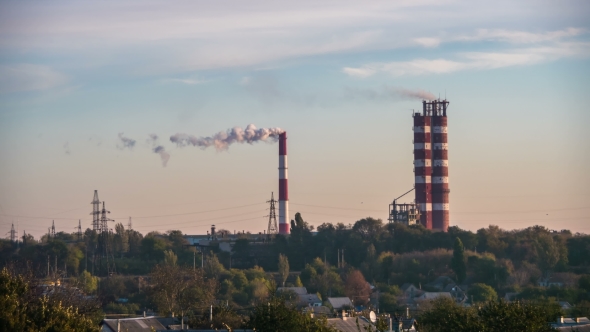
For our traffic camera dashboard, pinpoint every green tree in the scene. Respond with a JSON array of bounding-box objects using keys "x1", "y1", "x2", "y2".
[
  {"x1": 278, "y1": 253, "x2": 290, "y2": 287},
  {"x1": 451, "y1": 237, "x2": 467, "y2": 283},
  {"x1": 294, "y1": 275, "x2": 303, "y2": 287},
  {"x1": 249, "y1": 296, "x2": 337, "y2": 332},
  {"x1": 418, "y1": 297, "x2": 480, "y2": 332},
  {"x1": 163, "y1": 249, "x2": 178, "y2": 266},
  {"x1": 468, "y1": 283, "x2": 498, "y2": 303},
  {"x1": 0, "y1": 268, "x2": 99, "y2": 331},
  {"x1": 77, "y1": 270, "x2": 98, "y2": 294}
]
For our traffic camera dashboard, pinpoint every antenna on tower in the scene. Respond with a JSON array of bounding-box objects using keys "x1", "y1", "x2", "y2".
[
  {"x1": 51, "y1": 220, "x2": 56, "y2": 238},
  {"x1": 266, "y1": 192, "x2": 278, "y2": 237}
]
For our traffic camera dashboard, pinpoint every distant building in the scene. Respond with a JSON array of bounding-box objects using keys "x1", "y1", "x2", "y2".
[
  {"x1": 415, "y1": 292, "x2": 452, "y2": 301},
  {"x1": 552, "y1": 317, "x2": 590, "y2": 331},
  {"x1": 100, "y1": 317, "x2": 166, "y2": 332},
  {"x1": 328, "y1": 297, "x2": 353, "y2": 310}
]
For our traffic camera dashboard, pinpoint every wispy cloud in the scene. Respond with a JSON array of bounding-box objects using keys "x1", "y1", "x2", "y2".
[
  {"x1": 0, "y1": 64, "x2": 68, "y2": 93},
  {"x1": 63, "y1": 141, "x2": 71, "y2": 155},
  {"x1": 344, "y1": 41, "x2": 590, "y2": 77},
  {"x1": 161, "y1": 78, "x2": 205, "y2": 85}
]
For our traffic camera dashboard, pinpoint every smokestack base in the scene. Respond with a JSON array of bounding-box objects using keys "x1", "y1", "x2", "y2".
[{"x1": 279, "y1": 223, "x2": 290, "y2": 235}]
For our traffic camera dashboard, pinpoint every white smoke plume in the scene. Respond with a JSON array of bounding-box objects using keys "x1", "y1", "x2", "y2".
[
  {"x1": 170, "y1": 124, "x2": 284, "y2": 151},
  {"x1": 117, "y1": 132, "x2": 136, "y2": 150},
  {"x1": 345, "y1": 86, "x2": 436, "y2": 101},
  {"x1": 147, "y1": 133, "x2": 170, "y2": 167}
]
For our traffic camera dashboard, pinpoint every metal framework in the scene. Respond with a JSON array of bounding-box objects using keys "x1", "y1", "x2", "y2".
[
  {"x1": 388, "y1": 188, "x2": 421, "y2": 225},
  {"x1": 266, "y1": 192, "x2": 278, "y2": 236}
]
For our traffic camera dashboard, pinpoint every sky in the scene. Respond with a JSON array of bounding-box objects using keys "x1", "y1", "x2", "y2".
[{"x1": 0, "y1": 0, "x2": 589, "y2": 239}]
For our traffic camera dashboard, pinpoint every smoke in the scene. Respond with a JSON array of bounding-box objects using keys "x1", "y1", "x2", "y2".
[
  {"x1": 345, "y1": 86, "x2": 436, "y2": 101},
  {"x1": 147, "y1": 134, "x2": 170, "y2": 167},
  {"x1": 153, "y1": 145, "x2": 170, "y2": 167},
  {"x1": 117, "y1": 132, "x2": 136, "y2": 150},
  {"x1": 170, "y1": 124, "x2": 284, "y2": 151},
  {"x1": 395, "y1": 88, "x2": 436, "y2": 101}
]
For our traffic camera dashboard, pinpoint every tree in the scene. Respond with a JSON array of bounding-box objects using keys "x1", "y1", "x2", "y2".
[
  {"x1": 0, "y1": 267, "x2": 100, "y2": 331},
  {"x1": 278, "y1": 254, "x2": 290, "y2": 287},
  {"x1": 345, "y1": 270, "x2": 371, "y2": 306},
  {"x1": 294, "y1": 275, "x2": 303, "y2": 287},
  {"x1": 468, "y1": 283, "x2": 498, "y2": 303},
  {"x1": 163, "y1": 249, "x2": 178, "y2": 266},
  {"x1": 150, "y1": 264, "x2": 217, "y2": 322},
  {"x1": 420, "y1": 297, "x2": 558, "y2": 332},
  {"x1": 451, "y1": 237, "x2": 467, "y2": 283},
  {"x1": 77, "y1": 270, "x2": 98, "y2": 294},
  {"x1": 249, "y1": 295, "x2": 337, "y2": 332}
]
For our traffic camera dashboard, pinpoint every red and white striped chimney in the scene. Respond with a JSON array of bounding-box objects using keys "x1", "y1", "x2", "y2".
[
  {"x1": 432, "y1": 100, "x2": 450, "y2": 232},
  {"x1": 278, "y1": 132, "x2": 290, "y2": 234},
  {"x1": 413, "y1": 104, "x2": 433, "y2": 229}
]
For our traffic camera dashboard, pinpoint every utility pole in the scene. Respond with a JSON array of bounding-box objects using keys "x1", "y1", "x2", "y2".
[
  {"x1": 47, "y1": 255, "x2": 50, "y2": 278},
  {"x1": 193, "y1": 251, "x2": 196, "y2": 271}
]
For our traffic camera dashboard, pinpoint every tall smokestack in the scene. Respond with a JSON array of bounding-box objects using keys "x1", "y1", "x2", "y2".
[
  {"x1": 278, "y1": 132, "x2": 290, "y2": 234},
  {"x1": 413, "y1": 103, "x2": 433, "y2": 229},
  {"x1": 431, "y1": 100, "x2": 450, "y2": 232}
]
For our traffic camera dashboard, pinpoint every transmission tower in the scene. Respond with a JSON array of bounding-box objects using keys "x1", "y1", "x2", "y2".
[
  {"x1": 266, "y1": 192, "x2": 278, "y2": 236},
  {"x1": 22, "y1": 230, "x2": 27, "y2": 246},
  {"x1": 97, "y1": 201, "x2": 116, "y2": 276},
  {"x1": 127, "y1": 217, "x2": 132, "y2": 232},
  {"x1": 77, "y1": 220, "x2": 82, "y2": 241},
  {"x1": 50, "y1": 220, "x2": 56, "y2": 238},
  {"x1": 90, "y1": 190, "x2": 100, "y2": 231},
  {"x1": 8, "y1": 223, "x2": 16, "y2": 242}
]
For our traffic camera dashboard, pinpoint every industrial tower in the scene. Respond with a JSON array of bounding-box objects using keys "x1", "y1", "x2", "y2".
[
  {"x1": 412, "y1": 99, "x2": 450, "y2": 232},
  {"x1": 278, "y1": 132, "x2": 290, "y2": 234}
]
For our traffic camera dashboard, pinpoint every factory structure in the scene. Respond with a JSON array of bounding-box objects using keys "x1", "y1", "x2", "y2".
[
  {"x1": 278, "y1": 132, "x2": 290, "y2": 235},
  {"x1": 389, "y1": 99, "x2": 450, "y2": 232}
]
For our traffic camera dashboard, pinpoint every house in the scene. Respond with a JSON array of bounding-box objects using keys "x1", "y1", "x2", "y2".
[
  {"x1": 391, "y1": 316, "x2": 418, "y2": 332},
  {"x1": 426, "y1": 276, "x2": 455, "y2": 291},
  {"x1": 552, "y1": 317, "x2": 590, "y2": 331},
  {"x1": 328, "y1": 297, "x2": 353, "y2": 310},
  {"x1": 559, "y1": 301, "x2": 573, "y2": 311},
  {"x1": 327, "y1": 315, "x2": 373, "y2": 332},
  {"x1": 299, "y1": 293, "x2": 322, "y2": 307},
  {"x1": 277, "y1": 287, "x2": 321, "y2": 307},
  {"x1": 100, "y1": 317, "x2": 166, "y2": 332},
  {"x1": 415, "y1": 292, "x2": 452, "y2": 301},
  {"x1": 302, "y1": 306, "x2": 332, "y2": 316},
  {"x1": 277, "y1": 286, "x2": 308, "y2": 296},
  {"x1": 442, "y1": 284, "x2": 467, "y2": 303},
  {"x1": 538, "y1": 273, "x2": 579, "y2": 288},
  {"x1": 400, "y1": 283, "x2": 421, "y2": 297}
]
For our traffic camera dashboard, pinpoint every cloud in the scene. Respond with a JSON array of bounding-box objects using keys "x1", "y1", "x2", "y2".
[
  {"x1": 153, "y1": 146, "x2": 170, "y2": 167},
  {"x1": 414, "y1": 37, "x2": 441, "y2": 48},
  {"x1": 0, "y1": 64, "x2": 68, "y2": 93},
  {"x1": 343, "y1": 42, "x2": 590, "y2": 77},
  {"x1": 161, "y1": 78, "x2": 205, "y2": 85},
  {"x1": 117, "y1": 133, "x2": 136, "y2": 150},
  {"x1": 457, "y1": 27, "x2": 586, "y2": 44}
]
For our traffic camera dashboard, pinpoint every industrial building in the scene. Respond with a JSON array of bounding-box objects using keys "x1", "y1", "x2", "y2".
[{"x1": 389, "y1": 99, "x2": 450, "y2": 232}]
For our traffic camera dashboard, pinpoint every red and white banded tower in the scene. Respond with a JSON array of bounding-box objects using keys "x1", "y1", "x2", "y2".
[
  {"x1": 431, "y1": 100, "x2": 450, "y2": 232},
  {"x1": 278, "y1": 132, "x2": 290, "y2": 234},
  {"x1": 413, "y1": 108, "x2": 433, "y2": 229}
]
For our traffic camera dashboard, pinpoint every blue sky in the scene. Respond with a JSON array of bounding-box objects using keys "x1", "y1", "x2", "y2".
[{"x1": 0, "y1": 0, "x2": 589, "y2": 238}]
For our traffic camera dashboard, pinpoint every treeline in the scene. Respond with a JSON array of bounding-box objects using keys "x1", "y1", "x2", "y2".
[{"x1": 3, "y1": 212, "x2": 590, "y2": 315}]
